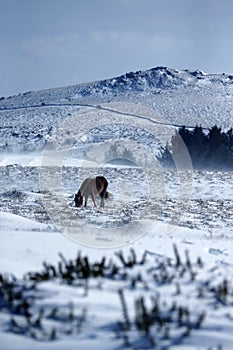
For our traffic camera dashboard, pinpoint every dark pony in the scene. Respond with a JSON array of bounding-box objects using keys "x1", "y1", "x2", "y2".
[{"x1": 74, "y1": 176, "x2": 109, "y2": 208}]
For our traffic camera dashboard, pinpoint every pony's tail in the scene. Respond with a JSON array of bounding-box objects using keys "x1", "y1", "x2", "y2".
[{"x1": 97, "y1": 176, "x2": 108, "y2": 199}]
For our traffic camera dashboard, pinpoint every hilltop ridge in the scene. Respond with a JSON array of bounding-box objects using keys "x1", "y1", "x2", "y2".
[
  {"x1": 1, "y1": 66, "x2": 233, "y2": 108},
  {"x1": 1, "y1": 66, "x2": 233, "y2": 153}
]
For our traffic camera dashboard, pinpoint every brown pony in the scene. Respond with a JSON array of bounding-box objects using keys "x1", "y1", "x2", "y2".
[{"x1": 74, "y1": 176, "x2": 109, "y2": 208}]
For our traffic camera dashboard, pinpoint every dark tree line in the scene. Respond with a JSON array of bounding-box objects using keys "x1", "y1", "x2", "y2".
[{"x1": 159, "y1": 125, "x2": 233, "y2": 170}]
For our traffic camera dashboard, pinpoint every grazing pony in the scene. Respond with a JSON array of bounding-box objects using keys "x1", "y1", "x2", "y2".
[{"x1": 74, "y1": 176, "x2": 109, "y2": 208}]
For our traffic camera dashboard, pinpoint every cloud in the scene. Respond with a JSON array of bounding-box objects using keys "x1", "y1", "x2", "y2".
[
  {"x1": 21, "y1": 33, "x2": 85, "y2": 59},
  {"x1": 90, "y1": 30, "x2": 172, "y2": 51},
  {"x1": 20, "y1": 29, "x2": 175, "y2": 61}
]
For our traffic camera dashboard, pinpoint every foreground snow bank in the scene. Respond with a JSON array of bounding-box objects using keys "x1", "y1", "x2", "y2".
[
  {"x1": 0, "y1": 212, "x2": 53, "y2": 232},
  {"x1": 1, "y1": 211, "x2": 233, "y2": 277},
  {"x1": 1, "y1": 211, "x2": 233, "y2": 349},
  {"x1": 1, "y1": 234, "x2": 233, "y2": 350}
]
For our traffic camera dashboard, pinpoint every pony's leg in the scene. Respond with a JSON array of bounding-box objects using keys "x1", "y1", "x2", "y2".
[
  {"x1": 91, "y1": 193, "x2": 97, "y2": 207},
  {"x1": 98, "y1": 177, "x2": 108, "y2": 208},
  {"x1": 84, "y1": 196, "x2": 88, "y2": 207},
  {"x1": 100, "y1": 197, "x2": 104, "y2": 208}
]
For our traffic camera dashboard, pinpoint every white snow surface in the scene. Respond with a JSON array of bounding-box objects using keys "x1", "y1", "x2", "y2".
[
  {"x1": 1, "y1": 162, "x2": 233, "y2": 350},
  {"x1": 1, "y1": 209, "x2": 233, "y2": 350},
  {"x1": 1, "y1": 67, "x2": 233, "y2": 349}
]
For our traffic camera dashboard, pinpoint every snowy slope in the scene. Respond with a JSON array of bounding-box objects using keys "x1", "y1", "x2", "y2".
[{"x1": 1, "y1": 66, "x2": 233, "y2": 153}]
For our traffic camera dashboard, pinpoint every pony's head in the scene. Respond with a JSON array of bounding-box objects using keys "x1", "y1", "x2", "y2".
[{"x1": 74, "y1": 190, "x2": 83, "y2": 207}]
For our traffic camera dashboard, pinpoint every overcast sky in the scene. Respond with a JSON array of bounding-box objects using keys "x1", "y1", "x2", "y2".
[{"x1": 1, "y1": 0, "x2": 233, "y2": 96}]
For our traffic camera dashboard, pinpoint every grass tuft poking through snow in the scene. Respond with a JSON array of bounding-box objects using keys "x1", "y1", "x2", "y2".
[{"x1": 0, "y1": 246, "x2": 231, "y2": 349}]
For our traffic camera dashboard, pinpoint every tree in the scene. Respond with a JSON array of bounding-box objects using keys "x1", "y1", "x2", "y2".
[{"x1": 158, "y1": 124, "x2": 233, "y2": 170}]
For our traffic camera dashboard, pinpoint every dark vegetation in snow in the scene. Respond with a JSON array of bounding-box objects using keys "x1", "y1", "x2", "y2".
[
  {"x1": 159, "y1": 125, "x2": 233, "y2": 170},
  {"x1": 0, "y1": 247, "x2": 228, "y2": 348}
]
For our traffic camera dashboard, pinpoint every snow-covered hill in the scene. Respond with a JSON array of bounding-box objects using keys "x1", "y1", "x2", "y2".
[
  {"x1": 1, "y1": 66, "x2": 233, "y2": 154},
  {"x1": 1, "y1": 66, "x2": 233, "y2": 108}
]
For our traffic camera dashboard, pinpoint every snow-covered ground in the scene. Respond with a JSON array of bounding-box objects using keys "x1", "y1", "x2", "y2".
[
  {"x1": 1, "y1": 67, "x2": 233, "y2": 349},
  {"x1": 1, "y1": 157, "x2": 233, "y2": 349},
  {"x1": 1, "y1": 211, "x2": 233, "y2": 350}
]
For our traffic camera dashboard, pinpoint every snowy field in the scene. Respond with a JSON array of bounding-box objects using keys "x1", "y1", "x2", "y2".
[{"x1": 1, "y1": 155, "x2": 233, "y2": 350}]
